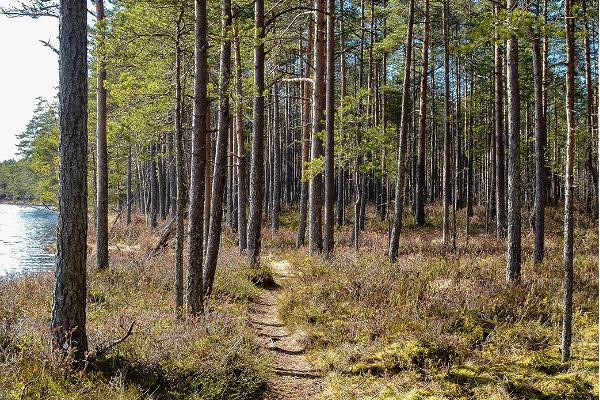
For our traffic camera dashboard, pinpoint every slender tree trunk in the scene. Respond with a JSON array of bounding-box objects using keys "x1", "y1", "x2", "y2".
[
  {"x1": 583, "y1": 0, "x2": 598, "y2": 218},
  {"x1": 203, "y1": 108, "x2": 212, "y2": 247},
  {"x1": 323, "y1": 0, "x2": 335, "y2": 254},
  {"x1": 415, "y1": 0, "x2": 429, "y2": 227},
  {"x1": 187, "y1": 0, "x2": 209, "y2": 316},
  {"x1": 272, "y1": 84, "x2": 281, "y2": 230},
  {"x1": 95, "y1": 0, "x2": 109, "y2": 270},
  {"x1": 51, "y1": 0, "x2": 88, "y2": 361},
  {"x1": 561, "y1": 0, "x2": 575, "y2": 361},
  {"x1": 506, "y1": 0, "x2": 522, "y2": 284},
  {"x1": 126, "y1": 143, "x2": 132, "y2": 225},
  {"x1": 494, "y1": 4, "x2": 507, "y2": 239},
  {"x1": 150, "y1": 144, "x2": 159, "y2": 228},
  {"x1": 297, "y1": 17, "x2": 313, "y2": 248},
  {"x1": 158, "y1": 143, "x2": 167, "y2": 220},
  {"x1": 234, "y1": 22, "x2": 247, "y2": 251},
  {"x1": 247, "y1": 0, "x2": 266, "y2": 265},
  {"x1": 204, "y1": 0, "x2": 232, "y2": 295},
  {"x1": 442, "y1": 0, "x2": 451, "y2": 244},
  {"x1": 308, "y1": 0, "x2": 326, "y2": 254},
  {"x1": 388, "y1": 0, "x2": 415, "y2": 261},
  {"x1": 532, "y1": 30, "x2": 546, "y2": 263},
  {"x1": 174, "y1": 8, "x2": 185, "y2": 316},
  {"x1": 336, "y1": 13, "x2": 346, "y2": 227},
  {"x1": 168, "y1": 132, "x2": 176, "y2": 218}
]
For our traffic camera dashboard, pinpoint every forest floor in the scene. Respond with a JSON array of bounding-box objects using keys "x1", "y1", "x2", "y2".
[
  {"x1": 0, "y1": 203, "x2": 597, "y2": 400},
  {"x1": 249, "y1": 259, "x2": 322, "y2": 399}
]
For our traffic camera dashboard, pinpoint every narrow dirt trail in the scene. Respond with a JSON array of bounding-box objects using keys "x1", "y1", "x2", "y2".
[{"x1": 249, "y1": 259, "x2": 322, "y2": 399}]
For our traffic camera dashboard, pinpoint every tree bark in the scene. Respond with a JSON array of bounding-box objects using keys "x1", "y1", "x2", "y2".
[
  {"x1": 95, "y1": 0, "x2": 109, "y2": 270},
  {"x1": 272, "y1": 84, "x2": 281, "y2": 230},
  {"x1": 323, "y1": 0, "x2": 335, "y2": 255},
  {"x1": 247, "y1": 0, "x2": 266, "y2": 265},
  {"x1": 494, "y1": 4, "x2": 507, "y2": 239},
  {"x1": 126, "y1": 143, "x2": 132, "y2": 225},
  {"x1": 388, "y1": 0, "x2": 415, "y2": 261},
  {"x1": 532, "y1": 30, "x2": 546, "y2": 263},
  {"x1": 415, "y1": 0, "x2": 429, "y2": 227},
  {"x1": 561, "y1": 0, "x2": 575, "y2": 361},
  {"x1": 296, "y1": 17, "x2": 313, "y2": 248},
  {"x1": 174, "y1": 7, "x2": 185, "y2": 316},
  {"x1": 442, "y1": 0, "x2": 451, "y2": 245},
  {"x1": 506, "y1": 0, "x2": 522, "y2": 284},
  {"x1": 308, "y1": 0, "x2": 326, "y2": 254},
  {"x1": 51, "y1": 0, "x2": 88, "y2": 361},
  {"x1": 204, "y1": 0, "x2": 232, "y2": 296},
  {"x1": 187, "y1": 0, "x2": 209, "y2": 316},
  {"x1": 233, "y1": 22, "x2": 247, "y2": 251}
]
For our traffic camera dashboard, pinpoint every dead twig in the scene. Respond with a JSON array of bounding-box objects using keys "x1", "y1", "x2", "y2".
[{"x1": 94, "y1": 321, "x2": 136, "y2": 358}]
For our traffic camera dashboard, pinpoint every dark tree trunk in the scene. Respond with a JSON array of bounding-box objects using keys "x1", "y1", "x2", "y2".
[
  {"x1": 561, "y1": 0, "x2": 575, "y2": 361},
  {"x1": 51, "y1": 0, "x2": 88, "y2": 361},
  {"x1": 494, "y1": 4, "x2": 507, "y2": 239},
  {"x1": 168, "y1": 132, "x2": 176, "y2": 218},
  {"x1": 158, "y1": 143, "x2": 167, "y2": 221},
  {"x1": 296, "y1": 17, "x2": 313, "y2": 248},
  {"x1": 532, "y1": 32, "x2": 546, "y2": 263},
  {"x1": 234, "y1": 22, "x2": 247, "y2": 251},
  {"x1": 187, "y1": 0, "x2": 209, "y2": 316},
  {"x1": 95, "y1": 0, "x2": 109, "y2": 270},
  {"x1": 247, "y1": 0, "x2": 265, "y2": 265},
  {"x1": 415, "y1": 0, "x2": 429, "y2": 227},
  {"x1": 150, "y1": 144, "x2": 159, "y2": 228},
  {"x1": 174, "y1": 6, "x2": 185, "y2": 315},
  {"x1": 323, "y1": 0, "x2": 335, "y2": 255},
  {"x1": 272, "y1": 84, "x2": 281, "y2": 230},
  {"x1": 204, "y1": 0, "x2": 232, "y2": 296},
  {"x1": 388, "y1": 0, "x2": 415, "y2": 261},
  {"x1": 126, "y1": 143, "x2": 132, "y2": 225},
  {"x1": 442, "y1": 0, "x2": 451, "y2": 244},
  {"x1": 506, "y1": 0, "x2": 522, "y2": 284},
  {"x1": 308, "y1": 0, "x2": 325, "y2": 254}
]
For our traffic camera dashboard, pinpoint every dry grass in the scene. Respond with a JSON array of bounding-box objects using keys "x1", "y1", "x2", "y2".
[
  {"x1": 277, "y1": 203, "x2": 599, "y2": 399},
  {"x1": 0, "y1": 215, "x2": 268, "y2": 400}
]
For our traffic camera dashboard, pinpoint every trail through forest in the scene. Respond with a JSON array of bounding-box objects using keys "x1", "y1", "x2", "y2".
[{"x1": 250, "y1": 259, "x2": 322, "y2": 399}]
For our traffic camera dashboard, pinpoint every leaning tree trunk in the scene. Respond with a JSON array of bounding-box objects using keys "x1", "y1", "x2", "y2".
[
  {"x1": 95, "y1": 0, "x2": 109, "y2": 270},
  {"x1": 388, "y1": 0, "x2": 415, "y2": 261},
  {"x1": 247, "y1": 0, "x2": 266, "y2": 266},
  {"x1": 204, "y1": 0, "x2": 232, "y2": 296},
  {"x1": 561, "y1": 0, "x2": 575, "y2": 362},
  {"x1": 51, "y1": 0, "x2": 89, "y2": 362},
  {"x1": 187, "y1": 0, "x2": 209, "y2": 316},
  {"x1": 506, "y1": 0, "x2": 522, "y2": 284}
]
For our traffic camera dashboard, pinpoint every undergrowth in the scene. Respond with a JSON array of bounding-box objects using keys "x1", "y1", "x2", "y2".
[
  {"x1": 277, "y1": 204, "x2": 599, "y2": 399},
  {"x1": 0, "y1": 214, "x2": 268, "y2": 399}
]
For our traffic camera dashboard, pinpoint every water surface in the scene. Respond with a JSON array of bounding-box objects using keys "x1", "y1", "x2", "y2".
[{"x1": 0, "y1": 203, "x2": 57, "y2": 276}]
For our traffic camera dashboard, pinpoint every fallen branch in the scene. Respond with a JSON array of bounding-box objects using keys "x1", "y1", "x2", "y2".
[
  {"x1": 147, "y1": 217, "x2": 176, "y2": 258},
  {"x1": 94, "y1": 321, "x2": 135, "y2": 358}
]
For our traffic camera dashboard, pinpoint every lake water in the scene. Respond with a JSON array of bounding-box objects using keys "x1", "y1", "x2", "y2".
[{"x1": 0, "y1": 203, "x2": 57, "y2": 276}]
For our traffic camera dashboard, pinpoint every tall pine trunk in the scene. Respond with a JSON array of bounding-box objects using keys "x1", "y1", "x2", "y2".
[
  {"x1": 247, "y1": 0, "x2": 266, "y2": 265},
  {"x1": 187, "y1": 0, "x2": 209, "y2": 315},
  {"x1": 51, "y1": 0, "x2": 89, "y2": 361}
]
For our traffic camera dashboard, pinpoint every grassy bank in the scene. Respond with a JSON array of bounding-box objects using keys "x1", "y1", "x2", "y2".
[
  {"x1": 0, "y1": 215, "x2": 268, "y2": 400},
  {"x1": 277, "y1": 205, "x2": 599, "y2": 399}
]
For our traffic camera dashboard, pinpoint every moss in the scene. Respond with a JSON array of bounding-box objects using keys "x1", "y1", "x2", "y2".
[
  {"x1": 448, "y1": 314, "x2": 495, "y2": 348},
  {"x1": 349, "y1": 340, "x2": 457, "y2": 376},
  {"x1": 520, "y1": 353, "x2": 569, "y2": 375}
]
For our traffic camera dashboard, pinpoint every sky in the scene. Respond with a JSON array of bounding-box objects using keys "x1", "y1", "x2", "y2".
[{"x1": 0, "y1": 9, "x2": 58, "y2": 161}]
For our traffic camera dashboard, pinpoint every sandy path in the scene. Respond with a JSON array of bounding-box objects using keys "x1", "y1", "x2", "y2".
[{"x1": 249, "y1": 260, "x2": 322, "y2": 399}]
